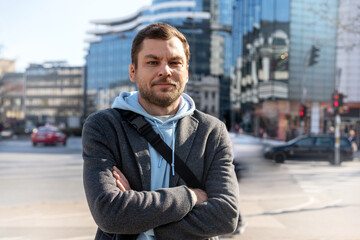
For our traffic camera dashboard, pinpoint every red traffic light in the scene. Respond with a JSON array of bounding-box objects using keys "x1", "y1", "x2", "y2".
[
  {"x1": 299, "y1": 105, "x2": 307, "y2": 119},
  {"x1": 299, "y1": 107, "x2": 304, "y2": 117},
  {"x1": 332, "y1": 93, "x2": 342, "y2": 109},
  {"x1": 333, "y1": 100, "x2": 339, "y2": 108}
]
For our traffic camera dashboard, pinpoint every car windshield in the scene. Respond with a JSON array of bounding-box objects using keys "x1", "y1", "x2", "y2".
[{"x1": 287, "y1": 136, "x2": 303, "y2": 145}]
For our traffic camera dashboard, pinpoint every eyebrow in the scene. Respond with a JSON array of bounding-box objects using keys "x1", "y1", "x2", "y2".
[
  {"x1": 144, "y1": 54, "x2": 159, "y2": 60},
  {"x1": 169, "y1": 56, "x2": 184, "y2": 61},
  {"x1": 144, "y1": 54, "x2": 184, "y2": 62}
]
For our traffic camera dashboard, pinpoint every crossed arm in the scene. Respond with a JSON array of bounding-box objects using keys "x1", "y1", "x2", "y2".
[{"x1": 112, "y1": 166, "x2": 208, "y2": 205}]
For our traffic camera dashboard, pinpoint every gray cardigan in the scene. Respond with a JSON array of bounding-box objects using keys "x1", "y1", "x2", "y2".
[{"x1": 82, "y1": 108, "x2": 240, "y2": 240}]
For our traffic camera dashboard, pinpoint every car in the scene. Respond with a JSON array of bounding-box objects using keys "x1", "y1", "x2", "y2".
[
  {"x1": 264, "y1": 135, "x2": 354, "y2": 164},
  {"x1": 31, "y1": 126, "x2": 67, "y2": 146}
]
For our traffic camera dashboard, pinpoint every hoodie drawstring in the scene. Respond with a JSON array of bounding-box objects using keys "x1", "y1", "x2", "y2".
[
  {"x1": 171, "y1": 121, "x2": 176, "y2": 176},
  {"x1": 154, "y1": 121, "x2": 165, "y2": 168},
  {"x1": 154, "y1": 120, "x2": 176, "y2": 176}
]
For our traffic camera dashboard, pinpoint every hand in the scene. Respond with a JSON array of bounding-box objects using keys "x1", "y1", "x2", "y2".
[
  {"x1": 189, "y1": 188, "x2": 208, "y2": 205},
  {"x1": 112, "y1": 166, "x2": 131, "y2": 192}
]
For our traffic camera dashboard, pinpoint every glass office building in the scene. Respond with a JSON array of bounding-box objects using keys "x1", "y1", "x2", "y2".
[
  {"x1": 85, "y1": 0, "x2": 233, "y2": 115},
  {"x1": 289, "y1": 0, "x2": 337, "y2": 101},
  {"x1": 231, "y1": 0, "x2": 290, "y2": 137},
  {"x1": 231, "y1": 0, "x2": 341, "y2": 139}
]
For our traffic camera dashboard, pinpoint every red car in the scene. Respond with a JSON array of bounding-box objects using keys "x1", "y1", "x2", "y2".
[{"x1": 31, "y1": 126, "x2": 67, "y2": 146}]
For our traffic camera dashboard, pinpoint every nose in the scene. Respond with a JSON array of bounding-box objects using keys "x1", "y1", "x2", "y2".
[{"x1": 158, "y1": 63, "x2": 171, "y2": 77}]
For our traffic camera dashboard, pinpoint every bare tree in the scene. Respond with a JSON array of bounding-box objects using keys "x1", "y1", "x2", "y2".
[{"x1": 308, "y1": 0, "x2": 360, "y2": 50}]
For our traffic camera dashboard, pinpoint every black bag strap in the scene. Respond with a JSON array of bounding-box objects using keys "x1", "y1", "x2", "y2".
[{"x1": 116, "y1": 109, "x2": 202, "y2": 189}]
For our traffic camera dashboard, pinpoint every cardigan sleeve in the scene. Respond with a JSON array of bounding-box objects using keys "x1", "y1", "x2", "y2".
[
  {"x1": 82, "y1": 111, "x2": 194, "y2": 235},
  {"x1": 154, "y1": 122, "x2": 240, "y2": 239}
]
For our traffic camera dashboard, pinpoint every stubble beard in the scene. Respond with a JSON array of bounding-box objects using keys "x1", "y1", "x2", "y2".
[{"x1": 138, "y1": 77, "x2": 183, "y2": 108}]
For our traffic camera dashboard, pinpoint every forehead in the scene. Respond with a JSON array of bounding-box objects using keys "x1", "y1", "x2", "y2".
[{"x1": 139, "y1": 37, "x2": 186, "y2": 58}]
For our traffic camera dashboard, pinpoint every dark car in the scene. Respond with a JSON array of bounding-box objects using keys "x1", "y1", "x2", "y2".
[
  {"x1": 264, "y1": 135, "x2": 353, "y2": 163},
  {"x1": 31, "y1": 126, "x2": 67, "y2": 146}
]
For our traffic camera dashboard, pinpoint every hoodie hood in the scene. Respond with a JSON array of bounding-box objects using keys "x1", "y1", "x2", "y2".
[{"x1": 111, "y1": 91, "x2": 195, "y2": 123}]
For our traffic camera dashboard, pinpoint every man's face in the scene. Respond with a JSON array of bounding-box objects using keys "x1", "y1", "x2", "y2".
[{"x1": 129, "y1": 37, "x2": 188, "y2": 110}]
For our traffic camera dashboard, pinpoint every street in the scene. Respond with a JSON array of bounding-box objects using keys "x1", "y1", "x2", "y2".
[
  {"x1": 225, "y1": 134, "x2": 360, "y2": 240},
  {"x1": 0, "y1": 137, "x2": 97, "y2": 239},
  {"x1": 1, "y1": 135, "x2": 360, "y2": 239}
]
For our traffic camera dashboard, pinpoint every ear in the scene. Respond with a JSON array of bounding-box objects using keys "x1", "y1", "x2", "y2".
[{"x1": 129, "y1": 64, "x2": 136, "y2": 82}]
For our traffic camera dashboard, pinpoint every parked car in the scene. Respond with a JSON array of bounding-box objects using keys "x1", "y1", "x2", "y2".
[
  {"x1": 264, "y1": 135, "x2": 353, "y2": 163},
  {"x1": 31, "y1": 126, "x2": 67, "y2": 146}
]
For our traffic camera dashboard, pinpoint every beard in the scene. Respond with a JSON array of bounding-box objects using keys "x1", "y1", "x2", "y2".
[{"x1": 138, "y1": 77, "x2": 183, "y2": 107}]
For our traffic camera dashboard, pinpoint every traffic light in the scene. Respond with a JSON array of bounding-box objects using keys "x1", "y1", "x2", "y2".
[
  {"x1": 308, "y1": 45, "x2": 320, "y2": 66},
  {"x1": 333, "y1": 92, "x2": 340, "y2": 109},
  {"x1": 339, "y1": 93, "x2": 344, "y2": 107},
  {"x1": 332, "y1": 92, "x2": 344, "y2": 114},
  {"x1": 299, "y1": 105, "x2": 307, "y2": 120}
]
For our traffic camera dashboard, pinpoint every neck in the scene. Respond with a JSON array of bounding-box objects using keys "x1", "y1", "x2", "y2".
[{"x1": 138, "y1": 97, "x2": 180, "y2": 116}]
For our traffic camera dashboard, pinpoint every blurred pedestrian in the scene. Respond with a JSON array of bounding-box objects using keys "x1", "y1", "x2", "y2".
[
  {"x1": 348, "y1": 129, "x2": 358, "y2": 152},
  {"x1": 82, "y1": 23, "x2": 240, "y2": 240}
]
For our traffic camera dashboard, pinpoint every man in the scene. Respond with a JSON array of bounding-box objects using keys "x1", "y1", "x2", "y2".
[{"x1": 82, "y1": 23, "x2": 240, "y2": 240}]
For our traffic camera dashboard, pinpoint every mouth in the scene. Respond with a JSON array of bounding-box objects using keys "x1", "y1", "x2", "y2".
[
  {"x1": 152, "y1": 78, "x2": 177, "y2": 88},
  {"x1": 154, "y1": 83, "x2": 175, "y2": 87}
]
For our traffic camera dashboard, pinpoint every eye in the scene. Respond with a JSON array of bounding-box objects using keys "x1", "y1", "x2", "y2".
[
  {"x1": 147, "y1": 61, "x2": 158, "y2": 65},
  {"x1": 170, "y1": 61, "x2": 181, "y2": 66}
]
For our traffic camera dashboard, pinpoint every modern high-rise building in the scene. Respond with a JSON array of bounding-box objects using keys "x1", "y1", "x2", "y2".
[
  {"x1": 85, "y1": 0, "x2": 233, "y2": 120},
  {"x1": 231, "y1": 0, "x2": 291, "y2": 138},
  {"x1": 230, "y1": 0, "x2": 359, "y2": 140}
]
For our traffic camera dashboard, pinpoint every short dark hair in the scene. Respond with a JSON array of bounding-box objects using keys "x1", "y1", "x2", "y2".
[{"x1": 131, "y1": 23, "x2": 190, "y2": 68}]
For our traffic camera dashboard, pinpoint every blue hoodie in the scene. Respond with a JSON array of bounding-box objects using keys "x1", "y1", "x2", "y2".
[{"x1": 111, "y1": 91, "x2": 195, "y2": 240}]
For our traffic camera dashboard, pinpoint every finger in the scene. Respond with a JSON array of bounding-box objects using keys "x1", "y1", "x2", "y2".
[
  {"x1": 113, "y1": 170, "x2": 121, "y2": 180},
  {"x1": 114, "y1": 167, "x2": 129, "y2": 185},
  {"x1": 119, "y1": 171, "x2": 130, "y2": 187},
  {"x1": 113, "y1": 166, "x2": 131, "y2": 190},
  {"x1": 112, "y1": 168, "x2": 126, "y2": 190},
  {"x1": 113, "y1": 166, "x2": 130, "y2": 188},
  {"x1": 120, "y1": 177, "x2": 130, "y2": 190},
  {"x1": 116, "y1": 179, "x2": 126, "y2": 192},
  {"x1": 113, "y1": 166, "x2": 121, "y2": 175}
]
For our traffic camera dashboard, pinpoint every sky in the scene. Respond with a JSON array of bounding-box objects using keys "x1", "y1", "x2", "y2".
[{"x1": 0, "y1": 0, "x2": 152, "y2": 71}]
